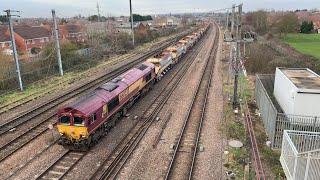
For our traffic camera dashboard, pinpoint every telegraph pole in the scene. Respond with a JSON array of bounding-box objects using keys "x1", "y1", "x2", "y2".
[
  {"x1": 227, "y1": 5, "x2": 235, "y2": 85},
  {"x1": 232, "y1": 4, "x2": 242, "y2": 109},
  {"x1": 129, "y1": 0, "x2": 135, "y2": 47},
  {"x1": 96, "y1": 2, "x2": 101, "y2": 22},
  {"x1": 231, "y1": 4, "x2": 235, "y2": 36},
  {"x1": 52, "y1": 9, "x2": 63, "y2": 76},
  {"x1": 225, "y1": 11, "x2": 229, "y2": 32},
  {"x1": 4, "y1": 9, "x2": 23, "y2": 91}
]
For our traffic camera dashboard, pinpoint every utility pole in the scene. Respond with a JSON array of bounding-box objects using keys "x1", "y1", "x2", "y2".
[
  {"x1": 96, "y1": 2, "x2": 101, "y2": 22},
  {"x1": 232, "y1": 4, "x2": 242, "y2": 109},
  {"x1": 225, "y1": 11, "x2": 229, "y2": 32},
  {"x1": 4, "y1": 9, "x2": 23, "y2": 91},
  {"x1": 230, "y1": 4, "x2": 235, "y2": 36},
  {"x1": 227, "y1": 5, "x2": 235, "y2": 85},
  {"x1": 129, "y1": 0, "x2": 135, "y2": 47},
  {"x1": 52, "y1": 9, "x2": 63, "y2": 76}
]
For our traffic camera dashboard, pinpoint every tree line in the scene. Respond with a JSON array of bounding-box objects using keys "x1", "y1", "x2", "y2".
[
  {"x1": 0, "y1": 15, "x2": 8, "y2": 23},
  {"x1": 129, "y1": 14, "x2": 152, "y2": 22}
]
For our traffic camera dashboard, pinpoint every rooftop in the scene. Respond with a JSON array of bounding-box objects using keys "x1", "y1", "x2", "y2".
[
  {"x1": 14, "y1": 26, "x2": 50, "y2": 39},
  {"x1": 279, "y1": 68, "x2": 320, "y2": 92},
  {"x1": 0, "y1": 26, "x2": 10, "y2": 42}
]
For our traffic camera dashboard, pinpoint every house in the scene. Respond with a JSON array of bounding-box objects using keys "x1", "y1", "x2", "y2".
[
  {"x1": 0, "y1": 26, "x2": 13, "y2": 55},
  {"x1": 4, "y1": 26, "x2": 50, "y2": 54},
  {"x1": 314, "y1": 21, "x2": 320, "y2": 33},
  {"x1": 153, "y1": 16, "x2": 180, "y2": 28},
  {"x1": 136, "y1": 22, "x2": 150, "y2": 34},
  {"x1": 55, "y1": 24, "x2": 84, "y2": 42},
  {"x1": 115, "y1": 22, "x2": 137, "y2": 34},
  {"x1": 86, "y1": 22, "x2": 115, "y2": 36},
  {"x1": 153, "y1": 17, "x2": 167, "y2": 28},
  {"x1": 41, "y1": 23, "x2": 85, "y2": 42}
]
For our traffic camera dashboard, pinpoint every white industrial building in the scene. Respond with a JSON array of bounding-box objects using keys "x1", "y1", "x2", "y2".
[{"x1": 274, "y1": 68, "x2": 320, "y2": 117}]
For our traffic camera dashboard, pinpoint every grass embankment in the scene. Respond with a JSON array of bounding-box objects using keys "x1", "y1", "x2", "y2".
[
  {"x1": 283, "y1": 33, "x2": 320, "y2": 58},
  {"x1": 222, "y1": 44, "x2": 285, "y2": 179}
]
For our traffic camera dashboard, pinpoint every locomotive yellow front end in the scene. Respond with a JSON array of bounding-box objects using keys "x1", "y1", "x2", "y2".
[{"x1": 56, "y1": 112, "x2": 91, "y2": 151}]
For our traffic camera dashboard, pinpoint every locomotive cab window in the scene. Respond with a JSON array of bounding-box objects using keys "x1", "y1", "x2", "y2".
[
  {"x1": 108, "y1": 96, "x2": 119, "y2": 113},
  {"x1": 59, "y1": 115, "x2": 70, "y2": 125},
  {"x1": 89, "y1": 113, "x2": 97, "y2": 124},
  {"x1": 146, "y1": 73, "x2": 152, "y2": 82},
  {"x1": 74, "y1": 116, "x2": 85, "y2": 126}
]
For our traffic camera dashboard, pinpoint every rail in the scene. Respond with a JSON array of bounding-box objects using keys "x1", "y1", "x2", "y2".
[
  {"x1": 35, "y1": 150, "x2": 87, "y2": 180},
  {"x1": 244, "y1": 97, "x2": 266, "y2": 180},
  {"x1": 165, "y1": 23, "x2": 218, "y2": 180}
]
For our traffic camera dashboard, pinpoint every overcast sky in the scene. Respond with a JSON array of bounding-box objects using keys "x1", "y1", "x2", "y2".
[{"x1": 1, "y1": 0, "x2": 320, "y2": 18}]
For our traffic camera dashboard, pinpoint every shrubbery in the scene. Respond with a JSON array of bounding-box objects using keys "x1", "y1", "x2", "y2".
[{"x1": 245, "y1": 42, "x2": 320, "y2": 74}]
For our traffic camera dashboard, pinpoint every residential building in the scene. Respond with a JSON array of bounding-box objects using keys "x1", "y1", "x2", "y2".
[
  {"x1": 153, "y1": 16, "x2": 181, "y2": 28},
  {"x1": 0, "y1": 26, "x2": 13, "y2": 55},
  {"x1": 4, "y1": 26, "x2": 50, "y2": 54},
  {"x1": 314, "y1": 21, "x2": 320, "y2": 33},
  {"x1": 86, "y1": 21, "x2": 115, "y2": 35},
  {"x1": 61, "y1": 24, "x2": 84, "y2": 42},
  {"x1": 115, "y1": 22, "x2": 137, "y2": 34},
  {"x1": 136, "y1": 22, "x2": 150, "y2": 34},
  {"x1": 41, "y1": 23, "x2": 85, "y2": 42}
]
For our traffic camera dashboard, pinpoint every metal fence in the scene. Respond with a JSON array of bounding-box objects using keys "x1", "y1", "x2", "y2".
[
  {"x1": 280, "y1": 130, "x2": 320, "y2": 180},
  {"x1": 255, "y1": 74, "x2": 320, "y2": 148}
]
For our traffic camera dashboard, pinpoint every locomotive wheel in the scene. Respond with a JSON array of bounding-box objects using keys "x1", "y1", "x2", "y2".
[
  {"x1": 87, "y1": 136, "x2": 93, "y2": 148},
  {"x1": 122, "y1": 107, "x2": 128, "y2": 117}
]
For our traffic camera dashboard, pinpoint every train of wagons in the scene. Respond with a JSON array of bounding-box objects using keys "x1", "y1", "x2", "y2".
[{"x1": 56, "y1": 24, "x2": 210, "y2": 150}]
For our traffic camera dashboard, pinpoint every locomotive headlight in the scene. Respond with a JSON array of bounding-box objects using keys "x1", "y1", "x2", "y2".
[
  {"x1": 59, "y1": 132, "x2": 64, "y2": 136},
  {"x1": 80, "y1": 132, "x2": 86, "y2": 138}
]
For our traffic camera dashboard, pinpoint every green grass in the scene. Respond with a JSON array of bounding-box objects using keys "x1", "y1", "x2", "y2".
[{"x1": 283, "y1": 33, "x2": 320, "y2": 58}]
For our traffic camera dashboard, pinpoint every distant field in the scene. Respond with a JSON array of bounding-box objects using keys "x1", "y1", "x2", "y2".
[{"x1": 283, "y1": 33, "x2": 320, "y2": 58}]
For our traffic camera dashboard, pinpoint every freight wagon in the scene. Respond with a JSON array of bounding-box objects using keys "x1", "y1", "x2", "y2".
[{"x1": 146, "y1": 53, "x2": 174, "y2": 80}]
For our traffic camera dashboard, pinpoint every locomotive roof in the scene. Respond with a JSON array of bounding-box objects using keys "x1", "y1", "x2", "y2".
[{"x1": 60, "y1": 62, "x2": 154, "y2": 116}]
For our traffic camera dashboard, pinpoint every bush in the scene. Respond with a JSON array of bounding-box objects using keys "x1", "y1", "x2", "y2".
[
  {"x1": 31, "y1": 47, "x2": 41, "y2": 54},
  {"x1": 245, "y1": 42, "x2": 320, "y2": 74}
]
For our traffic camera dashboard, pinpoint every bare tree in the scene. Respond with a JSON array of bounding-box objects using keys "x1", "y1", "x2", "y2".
[
  {"x1": 245, "y1": 10, "x2": 268, "y2": 34},
  {"x1": 274, "y1": 12, "x2": 299, "y2": 37}
]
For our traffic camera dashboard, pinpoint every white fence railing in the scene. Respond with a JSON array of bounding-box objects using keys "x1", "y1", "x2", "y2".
[{"x1": 280, "y1": 130, "x2": 320, "y2": 180}]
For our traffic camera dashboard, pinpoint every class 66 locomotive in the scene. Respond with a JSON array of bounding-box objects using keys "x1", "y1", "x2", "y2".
[{"x1": 56, "y1": 24, "x2": 210, "y2": 151}]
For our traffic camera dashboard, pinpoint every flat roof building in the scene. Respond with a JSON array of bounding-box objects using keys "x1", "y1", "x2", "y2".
[{"x1": 274, "y1": 68, "x2": 320, "y2": 117}]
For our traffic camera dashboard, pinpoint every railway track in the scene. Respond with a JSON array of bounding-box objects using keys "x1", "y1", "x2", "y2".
[
  {"x1": 35, "y1": 150, "x2": 87, "y2": 180},
  {"x1": 0, "y1": 29, "x2": 195, "y2": 163},
  {"x1": 0, "y1": 31, "x2": 192, "y2": 116},
  {"x1": 165, "y1": 23, "x2": 219, "y2": 180},
  {"x1": 88, "y1": 25, "x2": 212, "y2": 180}
]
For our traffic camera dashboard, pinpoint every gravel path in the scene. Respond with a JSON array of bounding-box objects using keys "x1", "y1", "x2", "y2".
[{"x1": 115, "y1": 24, "x2": 219, "y2": 180}]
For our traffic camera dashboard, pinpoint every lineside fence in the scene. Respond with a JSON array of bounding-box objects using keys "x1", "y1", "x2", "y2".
[{"x1": 255, "y1": 74, "x2": 320, "y2": 148}]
